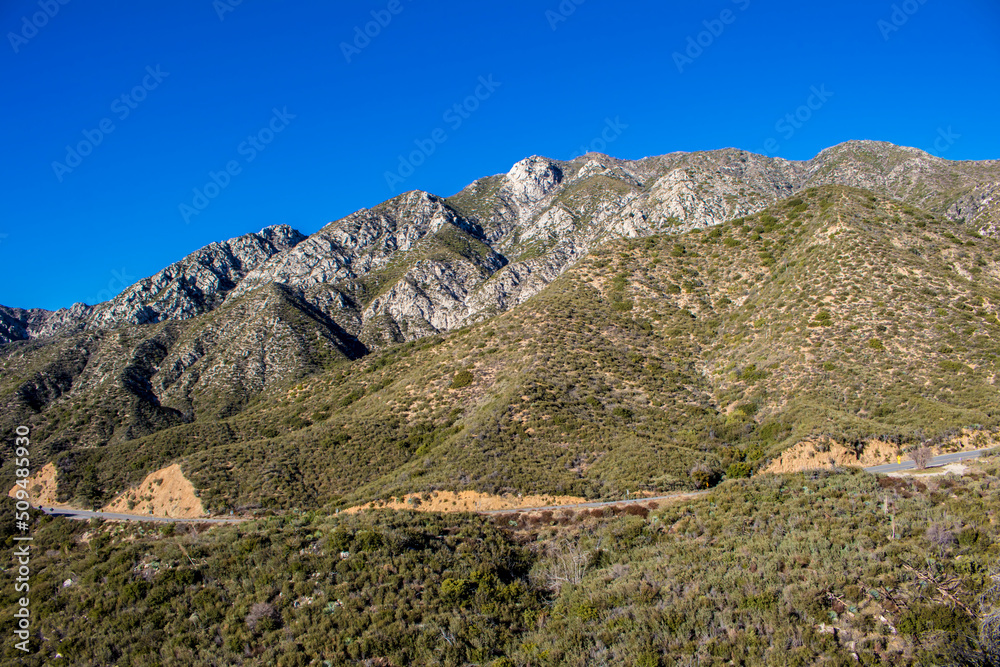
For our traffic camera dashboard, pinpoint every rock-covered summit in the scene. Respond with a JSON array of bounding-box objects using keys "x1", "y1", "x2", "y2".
[
  {"x1": 0, "y1": 225, "x2": 305, "y2": 345},
  {"x1": 3, "y1": 141, "x2": 998, "y2": 348}
]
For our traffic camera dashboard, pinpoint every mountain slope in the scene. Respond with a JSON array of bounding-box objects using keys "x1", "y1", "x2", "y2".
[
  {"x1": 235, "y1": 142, "x2": 998, "y2": 348},
  {"x1": 20, "y1": 185, "x2": 1000, "y2": 511},
  {"x1": 0, "y1": 280, "x2": 366, "y2": 477},
  {"x1": 0, "y1": 224, "x2": 306, "y2": 345},
  {"x1": 6, "y1": 142, "x2": 998, "y2": 354}
]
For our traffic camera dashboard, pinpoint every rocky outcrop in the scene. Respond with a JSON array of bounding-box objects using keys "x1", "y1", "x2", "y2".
[
  {"x1": 0, "y1": 225, "x2": 305, "y2": 345},
  {"x1": 229, "y1": 192, "x2": 467, "y2": 300},
  {"x1": 4, "y1": 141, "x2": 998, "y2": 353},
  {"x1": 89, "y1": 224, "x2": 306, "y2": 329},
  {"x1": 0, "y1": 302, "x2": 93, "y2": 343},
  {"x1": 500, "y1": 156, "x2": 565, "y2": 225}
]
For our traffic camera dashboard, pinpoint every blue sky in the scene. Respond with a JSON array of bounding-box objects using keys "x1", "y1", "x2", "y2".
[{"x1": 2, "y1": 0, "x2": 998, "y2": 310}]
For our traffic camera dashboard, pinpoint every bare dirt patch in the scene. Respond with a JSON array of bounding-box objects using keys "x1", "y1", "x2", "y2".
[
  {"x1": 763, "y1": 430, "x2": 996, "y2": 474},
  {"x1": 764, "y1": 438, "x2": 898, "y2": 473},
  {"x1": 7, "y1": 462, "x2": 75, "y2": 509},
  {"x1": 102, "y1": 464, "x2": 205, "y2": 519},
  {"x1": 347, "y1": 489, "x2": 588, "y2": 514},
  {"x1": 886, "y1": 463, "x2": 969, "y2": 478}
]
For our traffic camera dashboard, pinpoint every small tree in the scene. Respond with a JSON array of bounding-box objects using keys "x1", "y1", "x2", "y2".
[
  {"x1": 535, "y1": 538, "x2": 593, "y2": 592},
  {"x1": 912, "y1": 446, "x2": 933, "y2": 470},
  {"x1": 726, "y1": 462, "x2": 752, "y2": 479},
  {"x1": 689, "y1": 463, "x2": 718, "y2": 489},
  {"x1": 78, "y1": 465, "x2": 103, "y2": 511},
  {"x1": 245, "y1": 602, "x2": 280, "y2": 633}
]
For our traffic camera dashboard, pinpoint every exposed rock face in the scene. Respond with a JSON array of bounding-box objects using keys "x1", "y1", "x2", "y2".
[
  {"x1": 0, "y1": 225, "x2": 305, "y2": 344},
  {"x1": 501, "y1": 156, "x2": 564, "y2": 223},
  {"x1": 0, "y1": 302, "x2": 93, "y2": 343},
  {"x1": 89, "y1": 224, "x2": 306, "y2": 328},
  {"x1": 3, "y1": 141, "x2": 999, "y2": 353},
  {"x1": 230, "y1": 192, "x2": 467, "y2": 299},
  {"x1": 948, "y1": 183, "x2": 1000, "y2": 236}
]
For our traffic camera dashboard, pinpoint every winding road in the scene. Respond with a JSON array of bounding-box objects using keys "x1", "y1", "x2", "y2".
[
  {"x1": 36, "y1": 506, "x2": 243, "y2": 524},
  {"x1": 31, "y1": 447, "x2": 994, "y2": 524},
  {"x1": 863, "y1": 447, "x2": 992, "y2": 474}
]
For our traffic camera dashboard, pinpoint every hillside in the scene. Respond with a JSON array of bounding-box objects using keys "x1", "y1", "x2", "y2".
[
  {"x1": 4, "y1": 142, "x2": 1000, "y2": 665},
  {"x1": 3, "y1": 461, "x2": 999, "y2": 665},
  {"x1": 9, "y1": 184, "x2": 1000, "y2": 511}
]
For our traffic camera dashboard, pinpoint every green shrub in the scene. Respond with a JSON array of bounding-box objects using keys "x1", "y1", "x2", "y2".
[
  {"x1": 612, "y1": 407, "x2": 634, "y2": 421},
  {"x1": 612, "y1": 299, "x2": 634, "y2": 312},
  {"x1": 450, "y1": 370, "x2": 474, "y2": 389},
  {"x1": 441, "y1": 578, "x2": 473, "y2": 603},
  {"x1": 741, "y1": 591, "x2": 778, "y2": 612},
  {"x1": 726, "y1": 461, "x2": 752, "y2": 478},
  {"x1": 739, "y1": 364, "x2": 768, "y2": 382},
  {"x1": 897, "y1": 604, "x2": 970, "y2": 635},
  {"x1": 810, "y1": 310, "x2": 833, "y2": 327},
  {"x1": 939, "y1": 360, "x2": 969, "y2": 373}
]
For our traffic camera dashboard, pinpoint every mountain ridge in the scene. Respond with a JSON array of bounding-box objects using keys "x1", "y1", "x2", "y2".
[
  {"x1": 3, "y1": 140, "x2": 1000, "y2": 511},
  {"x1": 0, "y1": 224, "x2": 306, "y2": 344},
  {"x1": 4, "y1": 140, "x2": 998, "y2": 349},
  {"x1": 5, "y1": 182, "x2": 1000, "y2": 512}
]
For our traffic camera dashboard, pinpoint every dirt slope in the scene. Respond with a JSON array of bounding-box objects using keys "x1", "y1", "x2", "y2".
[
  {"x1": 347, "y1": 489, "x2": 588, "y2": 513},
  {"x1": 7, "y1": 462, "x2": 71, "y2": 508},
  {"x1": 763, "y1": 430, "x2": 996, "y2": 474},
  {"x1": 101, "y1": 464, "x2": 205, "y2": 518}
]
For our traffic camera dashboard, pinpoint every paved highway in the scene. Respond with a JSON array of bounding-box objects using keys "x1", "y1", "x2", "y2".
[
  {"x1": 36, "y1": 506, "x2": 243, "y2": 524},
  {"x1": 864, "y1": 448, "x2": 993, "y2": 474},
  {"x1": 29, "y1": 448, "x2": 993, "y2": 523}
]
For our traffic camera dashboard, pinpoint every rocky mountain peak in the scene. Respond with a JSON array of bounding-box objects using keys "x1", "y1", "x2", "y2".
[
  {"x1": 4, "y1": 141, "x2": 999, "y2": 354},
  {"x1": 502, "y1": 156, "x2": 564, "y2": 210},
  {"x1": 0, "y1": 224, "x2": 307, "y2": 345},
  {"x1": 258, "y1": 223, "x2": 308, "y2": 247},
  {"x1": 87, "y1": 224, "x2": 307, "y2": 328}
]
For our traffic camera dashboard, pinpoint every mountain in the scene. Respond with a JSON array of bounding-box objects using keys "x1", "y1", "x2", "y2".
[
  {"x1": 0, "y1": 224, "x2": 306, "y2": 344},
  {"x1": 174, "y1": 185, "x2": 1000, "y2": 510},
  {"x1": 4, "y1": 169, "x2": 1000, "y2": 511},
  {"x1": 5, "y1": 142, "x2": 998, "y2": 352}
]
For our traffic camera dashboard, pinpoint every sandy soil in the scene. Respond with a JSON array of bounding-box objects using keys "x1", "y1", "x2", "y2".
[
  {"x1": 7, "y1": 462, "x2": 73, "y2": 508},
  {"x1": 347, "y1": 489, "x2": 589, "y2": 514},
  {"x1": 763, "y1": 429, "x2": 996, "y2": 474},
  {"x1": 101, "y1": 464, "x2": 205, "y2": 518},
  {"x1": 885, "y1": 463, "x2": 969, "y2": 478},
  {"x1": 503, "y1": 492, "x2": 705, "y2": 520}
]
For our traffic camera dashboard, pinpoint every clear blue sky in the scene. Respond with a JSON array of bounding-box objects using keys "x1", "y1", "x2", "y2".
[{"x1": 2, "y1": 0, "x2": 998, "y2": 310}]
